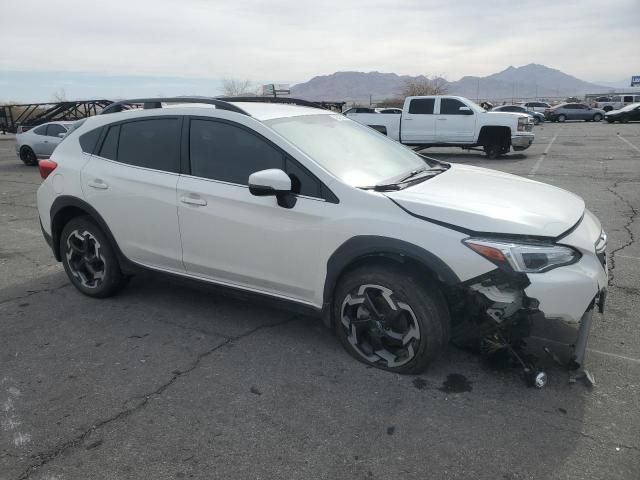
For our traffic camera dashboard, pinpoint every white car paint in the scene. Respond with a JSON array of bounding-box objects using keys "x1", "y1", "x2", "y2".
[
  {"x1": 346, "y1": 95, "x2": 535, "y2": 152},
  {"x1": 37, "y1": 101, "x2": 605, "y2": 328}
]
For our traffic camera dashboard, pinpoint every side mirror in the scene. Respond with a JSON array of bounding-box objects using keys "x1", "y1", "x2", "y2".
[
  {"x1": 459, "y1": 106, "x2": 473, "y2": 115},
  {"x1": 248, "y1": 168, "x2": 296, "y2": 209}
]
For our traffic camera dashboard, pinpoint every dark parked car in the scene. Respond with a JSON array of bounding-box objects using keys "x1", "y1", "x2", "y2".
[
  {"x1": 491, "y1": 105, "x2": 545, "y2": 125},
  {"x1": 605, "y1": 103, "x2": 640, "y2": 123},
  {"x1": 544, "y1": 103, "x2": 605, "y2": 122}
]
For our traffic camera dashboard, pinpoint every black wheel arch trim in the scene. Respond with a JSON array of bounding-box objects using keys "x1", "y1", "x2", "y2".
[
  {"x1": 321, "y1": 235, "x2": 460, "y2": 327},
  {"x1": 49, "y1": 196, "x2": 137, "y2": 273}
]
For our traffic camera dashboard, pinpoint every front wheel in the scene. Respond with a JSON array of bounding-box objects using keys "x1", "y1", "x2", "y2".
[
  {"x1": 593, "y1": 114, "x2": 602, "y2": 122},
  {"x1": 557, "y1": 114, "x2": 566, "y2": 123},
  {"x1": 333, "y1": 265, "x2": 450, "y2": 374},
  {"x1": 60, "y1": 216, "x2": 126, "y2": 298}
]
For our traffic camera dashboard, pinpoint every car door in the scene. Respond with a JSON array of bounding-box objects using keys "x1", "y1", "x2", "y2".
[
  {"x1": 400, "y1": 98, "x2": 436, "y2": 143},
  {"x1": 435, "y1": 97, "x2": 476, "y2": 143},
  {"x1": 177, "y1": 117, "x2": 337, "y2": 304},
  {"x1": 43, "y1": 123, "x2": 67, "y2": 156},
  {"x1": 81, "y1": 116, "x2": 183, "y2": 271},
  {"x1": 30, "y1": 124, "x2": 50, "y2": 157}
]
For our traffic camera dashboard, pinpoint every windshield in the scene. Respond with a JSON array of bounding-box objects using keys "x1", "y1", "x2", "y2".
[
  {"x1": 621, "y1": 102, "x2": 640, "y2": 112},
  {"x1": 266, "y1": 114, "x2": 434, "y2": 187}
]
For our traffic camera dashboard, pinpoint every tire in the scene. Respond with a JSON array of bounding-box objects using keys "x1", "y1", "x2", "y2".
[
  {"x1": 533, "y1": 117, "x2": 540, "y2": 125},
  {"x1": 593, "y1": 114, "x2": 602, "y2": 122},
  {"x1": 557, "y1": 114, "x2": 566, "y2": 123},
  {"x1": 621, "y1": 115, "x2": 630, "y2": 124},
  {"x1": 19, "y1": 146, "x2": 37, "y2": 166},
  {"x1": 606, "y1": 119, "x2": 614, "y2": 123},
  {"x1": 60, "y1": 216, "x2": 125, "y2": 298},
  {"x1": 483, "y1": 144, "x2": 502, "y2": 159},
  {"x1": 333, "y1": 264, "x2": 450, "y2": 374}
]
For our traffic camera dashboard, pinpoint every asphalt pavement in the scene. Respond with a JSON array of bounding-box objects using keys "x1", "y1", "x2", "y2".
[{"x1": 1, "y1": 121, "x2": 639, "y2": 480}]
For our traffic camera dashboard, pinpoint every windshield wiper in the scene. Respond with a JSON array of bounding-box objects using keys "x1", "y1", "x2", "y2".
[{"x1": 361, "y1": 168, "x2": 448, "y2": 192}]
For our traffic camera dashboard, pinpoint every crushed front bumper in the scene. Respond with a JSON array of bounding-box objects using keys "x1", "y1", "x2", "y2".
[{"x1": 511, "y1": 133, "x2": 534, "y2": 151}]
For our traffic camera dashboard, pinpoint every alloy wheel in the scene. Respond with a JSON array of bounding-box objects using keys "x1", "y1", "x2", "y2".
[
  {"x1": 65, "y1": 229, "x2": 106, "y2": 288},
  {"x1": 340, "y1": 284, "x2": 421, "y2": 368}
]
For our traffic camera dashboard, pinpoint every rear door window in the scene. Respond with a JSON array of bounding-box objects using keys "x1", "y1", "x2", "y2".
[
  {"x1": 116, "y1": 118, "x2": 181, "y2": 173},
  {"x1": 408, "y1": 99, "x2": 434, "y2": 114},
  {"x1": 47, "y1": 124, "x2": 67, "y2": 137},
  {"x1": 33, "y1": 125, "x2": 48, "y2": 135},
  {"x1": 98, "y1": 125, "x2": 120, "y2": 160}
]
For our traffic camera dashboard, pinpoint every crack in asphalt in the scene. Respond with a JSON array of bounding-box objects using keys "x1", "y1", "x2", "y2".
[
  {"x1": 546, "y1": 423, "x2": 639, "y2": 452},
  {"x1": 146, "y1": 315, "x2": 233, "y2": 341},
  {"x1": 13, "y1": 315, "x2": 299, "y2": 480},
  {"x1": 606, "y1": 181, "x2": 639, "y2": 284},
  {"x1": 0, "y1": 283, "x2": 70, "y2": 306}
]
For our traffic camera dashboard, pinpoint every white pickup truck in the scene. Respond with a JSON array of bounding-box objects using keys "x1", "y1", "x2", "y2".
[{"x1": 345, "y1": 95, "x2": 535, "y2": 158}]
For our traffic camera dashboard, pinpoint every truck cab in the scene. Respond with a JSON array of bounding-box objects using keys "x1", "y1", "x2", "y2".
[{"x1": 347, "y1": 95, "x2": 534, "y2": 158}]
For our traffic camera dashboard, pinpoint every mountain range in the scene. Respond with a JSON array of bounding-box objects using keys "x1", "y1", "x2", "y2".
[{"x1": 290, "y1": 64, "x2": 619, "y2": 102}]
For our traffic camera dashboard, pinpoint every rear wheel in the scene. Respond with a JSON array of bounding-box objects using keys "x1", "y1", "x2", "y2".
[
  {"x1": 484, "y1": 144, "x2": 502, "y2": 159},
  {"x1": 593, "y1": 113, "x2": 602, "y2": 122},
  {"x1": 60, "y1": 216, "x2": 125, "y2": 298},
  {"x1": 333, "y1": 265, "x2": 449, "y2": 374},
  {"x1": 19, "y1": 146, "x2": 37, "y2": 166}
]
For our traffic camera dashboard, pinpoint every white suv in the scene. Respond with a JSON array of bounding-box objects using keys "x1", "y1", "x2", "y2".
[{"x1": 36, "y1": 97, "x2": 607, "y2": 383}]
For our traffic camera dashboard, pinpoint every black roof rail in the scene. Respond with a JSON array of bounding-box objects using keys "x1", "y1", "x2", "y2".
[
  {"x1": 218, "y1": 96, "x2": 329, "y2": 110},
  {"x1": 100, "y1": 97, "x2": 250, "y2": 116}
]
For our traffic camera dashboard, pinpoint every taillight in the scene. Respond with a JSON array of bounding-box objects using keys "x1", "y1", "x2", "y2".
[{"x1": 38, "y1": 159, "x2": 58, "y2": 179}]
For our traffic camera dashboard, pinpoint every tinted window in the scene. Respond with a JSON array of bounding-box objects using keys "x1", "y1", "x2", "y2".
[
  {"x1": 117, "y1": 119, "x2": 180, "y2": 173},
  {"x1": 623, "y1": 96, "x2": 633, "y2": 102},
  {"x1": 33, "y1": 125, "x2": 48, "y2": 135},
  {"x1": 502, "y1": 106, "x2": 520, "y2": 112},
  {"x1": 355, "y1": 108, "x2": 375, "y2": 113},
  {"x1": 440, "y1": 98, "x2": 468, "y2": 115},
  {"x1": 286, "y1": 158, "x2": 321, "y2": 197},
  {"x1": 380, "y1": 109, "x2": 400, "y2": 114},
  {"x1": 190, "y1": 119, "x2": 284, "y2": 185},
  {"x1": 47, "y1": 124, "x2": 67, "y2": 137},
  {"x1": 408, "y1": 99, "x2": 434, "y2": 114},
  {"x1": 79, "y1": 127, "x2": 102, "y2": 153},
  {"x1": 99, "y1": 125, "x2": 119, "y2": 160}
]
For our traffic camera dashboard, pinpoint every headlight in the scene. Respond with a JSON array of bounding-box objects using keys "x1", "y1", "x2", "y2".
[
  {"x1": 517, "y1": 117, "x2": 529, "y2": 131},
  {"x1": 463, "y1": 239, "x2": 581, "y2": 273}
]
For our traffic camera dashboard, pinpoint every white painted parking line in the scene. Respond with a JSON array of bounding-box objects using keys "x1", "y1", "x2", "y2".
[
  {"x1": 618, "y1": 254, "x2": 640, "y2": 262},
  {"x1": 588, "y1": 348, "x2": 640, "y2": 365},
  {"x1": 528, "y1": 133, "x2": 558, "y2": 176},
  {"x1": 617, "y1": 134, "x2": 640, "y2": 154}
]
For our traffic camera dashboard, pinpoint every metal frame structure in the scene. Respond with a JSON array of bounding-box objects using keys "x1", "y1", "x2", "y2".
[{"x1": 0, "y1": 100, "x2": 113, "y2": 133}]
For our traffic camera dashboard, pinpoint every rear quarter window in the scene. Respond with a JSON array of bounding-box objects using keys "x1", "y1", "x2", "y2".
[{"x1": 79, "y1": 127, "x2": 103, "y2": 153}]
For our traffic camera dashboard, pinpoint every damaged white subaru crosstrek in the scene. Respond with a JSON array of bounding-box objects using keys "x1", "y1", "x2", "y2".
[{"x1": 36, "y1": 97, "x2": 607, "y2": 386}]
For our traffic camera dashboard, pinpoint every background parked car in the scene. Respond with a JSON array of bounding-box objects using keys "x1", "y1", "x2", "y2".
[
  {"x1": 15, "y1": 121, "x2": 74, "y2": 165},
  {"x1": 604, "y1": 102, "x2": 640, "y2": 123},
  {"x1": 596, "y1": 94, "x2": 640, "y2": 112},
  {"x1": 375, "y1": 107, "x2": 403, "y2": 114},
  {"x1": 517, "y1": 101, "x2": 551, "y2": 113},
  {"x1": 544, "y1": 103, "x2": 605, "y2": 122},
  {"x1": 492, "y1": 105, "x2": 545, "y2": 124}
]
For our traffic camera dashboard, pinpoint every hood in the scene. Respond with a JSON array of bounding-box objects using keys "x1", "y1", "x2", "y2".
[{"x1": 386, "y1": 164, "x2": 585, "y2": 237}]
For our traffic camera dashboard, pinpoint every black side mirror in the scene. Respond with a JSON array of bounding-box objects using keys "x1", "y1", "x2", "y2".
[{"x1": 248, "y1": 168, "x2": 297, "y2": 209}]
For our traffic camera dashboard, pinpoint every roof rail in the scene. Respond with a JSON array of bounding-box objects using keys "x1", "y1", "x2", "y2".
[
  {"x1": 218, "y1": 96, "x2": 328, "y2": 110},
  {"x1": 100, "y1": 97, "x2": 250, "y2": 116}
]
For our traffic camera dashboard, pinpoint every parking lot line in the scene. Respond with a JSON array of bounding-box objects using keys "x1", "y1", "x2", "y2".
[
  {"x1": 588, "y1": 348, "x2": 640, "y2": 364},
  {"x1": 618, "y1": 254, "x2": 640, "y2": 262},
  {"x1": 528, "y1": 133, "x2": 558, "y2": 176},
  {"x1": 617, "y1": 134, "x2": 640, "y2": 154}
]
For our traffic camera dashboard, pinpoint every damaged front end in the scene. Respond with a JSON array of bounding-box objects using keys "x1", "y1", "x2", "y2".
[{"x1": 447, "y1": 268, "x2": 599, "y2": 388}]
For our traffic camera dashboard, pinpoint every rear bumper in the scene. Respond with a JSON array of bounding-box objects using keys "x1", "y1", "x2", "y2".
[{"x1": 511, "y1": 134, "x2": 534, "y2": 151}]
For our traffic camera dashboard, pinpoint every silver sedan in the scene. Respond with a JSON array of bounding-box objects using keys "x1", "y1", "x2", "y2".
[{"x1": 16, "y1": 121, "x2": 75, "y2": 165}]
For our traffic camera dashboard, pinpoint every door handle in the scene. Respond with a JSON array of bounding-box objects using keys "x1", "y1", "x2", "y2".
[
  {"x1": 180, "y1": 194, "x2": 207, "y2": 206},
  {"x1": 437, "y1": 118, "x2": 447, "y2": 121},
  {"x1": 87, "y1": 179, "x2": 108, "y2": 189}
]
